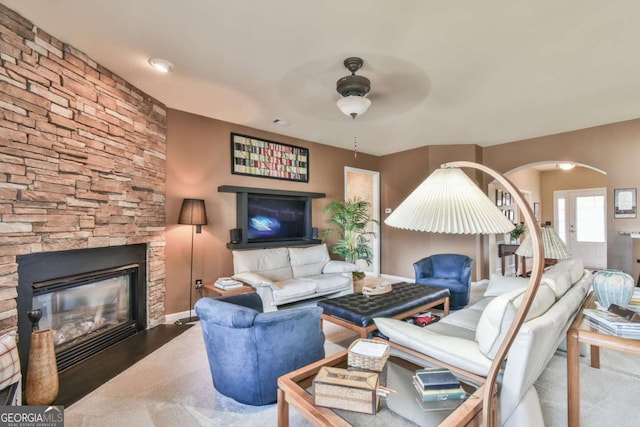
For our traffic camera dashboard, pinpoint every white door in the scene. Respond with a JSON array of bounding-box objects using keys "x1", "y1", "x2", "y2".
[
  {"x1": 554, "y1": 188, "x2": 607, "y2": 269},
  {"x1": 345, "y1": 167, "x2": 380, "y2": 276}
]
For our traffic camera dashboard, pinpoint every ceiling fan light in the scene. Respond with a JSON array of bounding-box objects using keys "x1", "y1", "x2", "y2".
[
  {"x1": 557, "y1": 162, "x2": 575, "y2": 170},
  {"x1": 336, "y1": 95, "x2": 371, "y2": 118}
]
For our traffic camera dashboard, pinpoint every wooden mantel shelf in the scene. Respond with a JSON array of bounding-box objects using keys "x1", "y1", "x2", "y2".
[{"x1": 218, "y1": 185, "x2": 325, "y2": 198}]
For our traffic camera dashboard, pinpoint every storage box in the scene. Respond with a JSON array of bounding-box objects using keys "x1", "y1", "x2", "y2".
[
  {"x1": 347, "y1": 339, "x2": 390, "y2": 372},
  {"x1": 313, "y1": 366, "x2": 379, "y2": 414}
]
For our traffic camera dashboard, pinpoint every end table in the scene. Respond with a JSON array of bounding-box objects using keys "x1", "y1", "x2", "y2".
[{"x1": 203, "y1": 283, "x2": 255, "y2": 298}]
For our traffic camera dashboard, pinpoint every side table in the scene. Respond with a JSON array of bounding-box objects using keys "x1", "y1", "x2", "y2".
[
  {"x1": 566, "y1": 292, "x2": 640, "y2": 426},
  {"x1": 203, "y1": 283, "x2": 255, "y2": 298}
]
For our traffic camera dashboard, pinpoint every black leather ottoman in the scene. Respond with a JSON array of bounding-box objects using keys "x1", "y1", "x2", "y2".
[{"x1": 317, "y1": 282, "x2": 450, "y2": 338}]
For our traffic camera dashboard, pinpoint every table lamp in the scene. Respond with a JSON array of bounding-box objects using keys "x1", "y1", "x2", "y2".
[{"x1": 516, "y1": 225, "x2": 571, "y2": 260}]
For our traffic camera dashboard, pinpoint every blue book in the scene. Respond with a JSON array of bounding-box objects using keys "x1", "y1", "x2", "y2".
[{"x1": 414, "y1": 367, "x2": 460, "y2": 390}]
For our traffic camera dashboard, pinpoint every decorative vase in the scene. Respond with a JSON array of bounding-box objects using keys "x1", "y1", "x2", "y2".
[
  {"x1": 592, "y1": 269, "x2": 635, "y2": 309},
  {"x1": 26, "y1": 329, "x2": 59, "y2": 405}
]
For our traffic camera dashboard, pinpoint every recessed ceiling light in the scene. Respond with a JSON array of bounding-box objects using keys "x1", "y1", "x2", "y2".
[
  {"x1": 148, "y1": 58, "x2": 174, "y2": 73},
  {"x1": 273, "y1": 118, "x2": 289, "y2": 126},
  {"x1": 557, "y1": 162, "x2": 575, "y2": 170}
]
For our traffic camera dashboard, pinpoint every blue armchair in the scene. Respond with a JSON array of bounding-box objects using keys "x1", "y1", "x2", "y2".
[
  {"x1": 195, "y1": 293, "x2": 325, "y2": 406},
  {"x1": 413, "y1": 254, "x2": 474, "y2": 309}
]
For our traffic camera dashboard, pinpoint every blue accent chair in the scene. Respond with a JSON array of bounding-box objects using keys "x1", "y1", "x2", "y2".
[
  {"x1": 413, "y1": 254, "x2": 474, "y2": 309},
  {"x1": 195, "y1": 293, "x2": 325, "y2": 406}
]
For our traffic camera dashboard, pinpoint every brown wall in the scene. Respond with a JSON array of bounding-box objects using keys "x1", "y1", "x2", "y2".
[
  {"x1": 0, "y1": 4, "x2": 167, "y2": 333},
  {"x1": 164, "y1": 109, "x2": 378, "y2": 315},
  {"x1": 484, "y1": 119, "x2": 640, "y2": 276},
  {"x1": 379, "y1": 144, "x2": 482, "y2": 280}
]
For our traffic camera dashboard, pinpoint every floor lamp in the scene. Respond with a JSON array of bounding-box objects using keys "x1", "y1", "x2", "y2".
[
  {"x1": 384, "y1": 162, "x2": 544, "y2": 426},
  {"x1": 177, "y1": 198, "x2": 208, "y2": 324}
]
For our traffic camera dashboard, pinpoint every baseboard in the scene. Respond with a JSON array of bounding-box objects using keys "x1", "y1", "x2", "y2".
[
  {"x1": 379, "y1": 273, "x2": 414, "y2": 283},
  {"x1": 165, "y1": 310, "x2": 191, "y2": 324}
]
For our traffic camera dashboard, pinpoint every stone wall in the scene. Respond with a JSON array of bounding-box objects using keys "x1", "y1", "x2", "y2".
[{"x1": 0, "y1": 4, "x2": 167, "y2": 334}]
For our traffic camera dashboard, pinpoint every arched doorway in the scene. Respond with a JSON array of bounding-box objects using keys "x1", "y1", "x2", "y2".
[{"x1": 488, "y1": 161, "x2": 607, "y2": 275}]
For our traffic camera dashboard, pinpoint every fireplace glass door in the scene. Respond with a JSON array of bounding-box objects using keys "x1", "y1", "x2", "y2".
[{"x1": 32, "y1": 268, "x2": 134, "y2": 354}]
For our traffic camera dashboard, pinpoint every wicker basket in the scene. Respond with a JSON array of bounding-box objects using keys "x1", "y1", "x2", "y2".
[{"x1": 347, "y1": 339, "x2": 390, "y2": 372}]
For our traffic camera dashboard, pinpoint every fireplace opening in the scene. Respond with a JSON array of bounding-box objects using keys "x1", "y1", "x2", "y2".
[{"x1": 17, "y1": 245, "x2": 147, "y2": 376}]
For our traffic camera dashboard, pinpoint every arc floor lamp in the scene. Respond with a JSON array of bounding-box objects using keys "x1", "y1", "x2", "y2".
[
  {"x1": 385, "y1": 161, "x2": 544, "y2": 426},
  {"x1": 177, "y1": 198, "x2": 207, "y2": 324}
]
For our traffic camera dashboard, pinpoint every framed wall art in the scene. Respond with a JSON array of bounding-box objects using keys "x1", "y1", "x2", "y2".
[
  {"x1": 533, "y1": 202, "x2": 541, "y2": 221},
  {"x1": 231, "y1": 133, "x2": 309, "y2": 182},
  {"x1": 614, "y1": 188, "x2": 637, "y2": 219}
]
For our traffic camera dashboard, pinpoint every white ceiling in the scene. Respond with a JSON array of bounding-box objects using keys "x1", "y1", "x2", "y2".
[{"x1": 4, "y1": 0, "x2": 640, "y2": 156}]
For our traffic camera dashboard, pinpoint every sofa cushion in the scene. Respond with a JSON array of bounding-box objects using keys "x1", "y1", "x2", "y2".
[
  {"x1": 553, "y1": 258, "x2": 584, "y2": 283},
  {"x1": 476, "y1": 284, "x2": 556, "y2": 359},
  {"x1": 232, "y1": 272, "x2": 279, "y2": 290},
  {"x1": 289, "y1": 244, "x2": 330, "y2": 278},
  {"x1": 540, "y1": 269, "x2": 572, "y2": 299},
  {"x1": 439, "y1": 304, "x2": 485, "y2": 332},
  {"x1": 374, "y1": 317, "x2": 492, "y2": 377},
  {"x1": 422, "y1": 278, "x2": 469, "y2": 294},
  {"x1": 271, "y1": 279, "x2": 317, "y2": 303},
  {"x1": 233, "y1": 248, "x2": 293, "y2": 281},
  {"x1": 323, "y1": 260, "x2": 360, "y2": 274},
  {"x1": 484, "y1": 274, "x2": 529, "y2": 297},
  {"x1": 302, "y1": 274, "x2": 350, "y2": 293}
]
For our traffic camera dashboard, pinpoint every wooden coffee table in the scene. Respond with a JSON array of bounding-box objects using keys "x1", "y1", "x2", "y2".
[
  {"x1": 277, "y1": 342, "x2": 484, "y2": 427},
  {"x1": 318, "y1": 283, "x2": 450, "y2": 338}
]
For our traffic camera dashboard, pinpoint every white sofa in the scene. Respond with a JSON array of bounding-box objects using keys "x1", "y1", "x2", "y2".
[
  {"x1": 374, "y1": 258, "x2": 591, "y2": 427},
  {"x1": 231, "y1": 244, "x2": 358, "y2": 312}
]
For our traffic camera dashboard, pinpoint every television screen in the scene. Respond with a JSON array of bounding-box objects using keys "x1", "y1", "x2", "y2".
[{"x1": 247, "y1": 196, "x2": 307, "y2": 242}]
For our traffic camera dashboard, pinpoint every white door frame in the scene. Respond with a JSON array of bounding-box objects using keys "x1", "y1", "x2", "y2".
[
  {"x1": 554, "y1": 187, "x2": 607, "y2": 269},
  {"x1": 344, "y1": 167, "x2": 381, "y2": 276}
]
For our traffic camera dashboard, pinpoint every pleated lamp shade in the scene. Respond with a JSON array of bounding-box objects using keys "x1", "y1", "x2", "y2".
[
  {"x1": 385, "y1": 167, "x2": 515, "y2": 234},
  {"x1": 516, "y1": 227, "x2": 571, "y2": 259},
  {"x1": 178, "y1": 199, "x2": 208, "y2": 226}
]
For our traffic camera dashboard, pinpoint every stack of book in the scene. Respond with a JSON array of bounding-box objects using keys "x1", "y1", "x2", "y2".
[
  {"x1": 628, "y1": 288, "x2": 640, "y2": 312},
  {"x1": 412, "y1": 367, "x2": 467, "y2": 402},
  {"x1": 214, "y1": 277, "x2": 243, "y2": 290},
  {"x1": 583, "y1": 308, "x2": 640, "y2": 339}
]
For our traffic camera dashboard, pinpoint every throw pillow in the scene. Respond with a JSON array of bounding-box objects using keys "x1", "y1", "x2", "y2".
[
  {"x1": 0, "y1": 332, "x2": 20, "y2": 391},
  {"x1": 484, "y1": 274, "x2": 529, "y2": 297}
]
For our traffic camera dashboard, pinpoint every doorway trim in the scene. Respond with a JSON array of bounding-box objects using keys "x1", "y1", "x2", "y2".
[{"x1": 344, "y1": 167, "x2": 381, "y2": 276}]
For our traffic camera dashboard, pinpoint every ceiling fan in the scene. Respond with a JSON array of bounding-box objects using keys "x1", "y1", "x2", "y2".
[{"x1": 336, "y1": 57, "x2": 371, "y2": 119}]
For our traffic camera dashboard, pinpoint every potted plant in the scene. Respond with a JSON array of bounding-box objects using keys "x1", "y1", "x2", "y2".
[
  {"x1": 510, "y1": 222, "x2": 526, "y2": 243},
  {"x1": 323, "y1": 198, "x2": 378, "y2": 282}
]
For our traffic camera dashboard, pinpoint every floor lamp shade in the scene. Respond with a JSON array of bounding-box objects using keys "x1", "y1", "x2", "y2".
[
  {"x1": 178, "y1": 199, "x2": 208, "y2": 232},
  {"x1": 177, "y1": 198, "x2": 207, "y2": 324},
  {"x1": 384, "y1": 167, "x2": 515, "y2": 234}
]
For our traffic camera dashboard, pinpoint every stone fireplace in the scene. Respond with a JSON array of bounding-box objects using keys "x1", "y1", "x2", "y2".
[
  {"x1": 16, "y1": 245, "x2": 147, "y2": 374},
  {"x1": 0, "y1": 2, "x2": 168, "y2": 377}
]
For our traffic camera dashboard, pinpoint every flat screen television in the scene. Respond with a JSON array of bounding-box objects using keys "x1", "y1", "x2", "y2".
[{"x1": 246, "y1": 195, "x2": 309, "y2": 243}]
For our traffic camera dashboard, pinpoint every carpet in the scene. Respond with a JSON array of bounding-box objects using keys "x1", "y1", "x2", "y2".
[{"x1": 66, "y1": 284, "x2": 640, "y2": 426}]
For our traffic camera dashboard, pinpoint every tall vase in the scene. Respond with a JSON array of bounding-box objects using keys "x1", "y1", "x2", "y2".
[
  {"x1": 592, "y1": 269, "x2": 635, "y2": 309},
  {"x1": 26, "y1": 329, "x2": 59, "y2": 405}
]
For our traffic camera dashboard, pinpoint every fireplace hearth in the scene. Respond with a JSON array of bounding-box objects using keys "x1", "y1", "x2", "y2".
[{"x1": 17, "y1": 245, "x2": 147, "y2": 376}]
